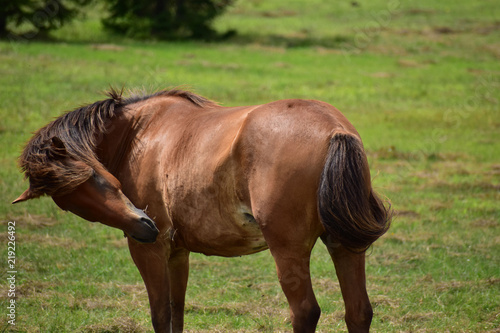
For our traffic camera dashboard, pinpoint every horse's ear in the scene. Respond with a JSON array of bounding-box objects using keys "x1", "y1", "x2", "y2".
[
  {"x1": 12, "y1": 188, "x2": 36, "y2": 204},
  {"x1": 50, "y1": 136, "x2": 67, "y2": 158}
]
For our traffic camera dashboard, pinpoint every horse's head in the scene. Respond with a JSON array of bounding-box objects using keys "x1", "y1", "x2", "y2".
[{"x1": 13, "y1": 137, "x2": 159, "y2": 244}]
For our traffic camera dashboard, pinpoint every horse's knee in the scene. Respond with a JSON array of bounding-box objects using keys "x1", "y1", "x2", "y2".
[
  {"x1": 149, "y1": 302, "x2": 172, "y2": 332},
  {"x1": 308, "y1": 303, "x2": 322, "y2": 327},
  {"x1": 345, "y1": 302, "x2": 372, "y2": 333},
  {"x1": 290, "y1": 301, "x2": 321, "y2": 333}
]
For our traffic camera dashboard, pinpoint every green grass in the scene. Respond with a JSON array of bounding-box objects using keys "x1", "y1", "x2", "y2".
[{"x1": 1, "y1": 0, "x2": 499, "y2": 331}]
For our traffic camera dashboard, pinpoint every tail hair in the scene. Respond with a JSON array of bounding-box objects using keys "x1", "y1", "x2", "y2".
[{"x1": 318, "y1": 132, "x2": 392, "y2": 251}]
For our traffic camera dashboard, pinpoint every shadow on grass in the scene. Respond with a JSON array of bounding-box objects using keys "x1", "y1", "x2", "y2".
[
  {"x1": 2, "y1": 27, "x2": 354, "y2": 51},
  {"x1": 223, "y1": 32, "x2": 354, "y2": 49}
]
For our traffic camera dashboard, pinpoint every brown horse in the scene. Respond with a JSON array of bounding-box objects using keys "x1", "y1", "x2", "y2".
[{"x1": 14, "y1": 88, "x2": 391, "y2": 333}]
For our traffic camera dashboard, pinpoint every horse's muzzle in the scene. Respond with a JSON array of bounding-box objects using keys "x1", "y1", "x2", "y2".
[{"x1": 130, "y1": 215, "x2": 159, "y2": 244}]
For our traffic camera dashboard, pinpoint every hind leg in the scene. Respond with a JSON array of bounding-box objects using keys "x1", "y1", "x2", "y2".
[
  {"x1": 321, "y1": 235, "x2": 372, "y2": 333},
  {"x1": 271, "y1": 247, "x2": 321, "y2": 333},
  {"x1": 258, "y1": 210, "x2": 323, "y2": 333}
]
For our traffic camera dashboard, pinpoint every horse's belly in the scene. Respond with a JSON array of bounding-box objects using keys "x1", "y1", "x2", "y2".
[
  {"x1": 178, "y1": 206, "x2": 269, "y2": 257},
  {"x1": 228, "y1": 211, "x2": 269, "y2": 256}
]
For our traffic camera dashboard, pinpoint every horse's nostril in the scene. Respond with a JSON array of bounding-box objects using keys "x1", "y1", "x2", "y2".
[{"x1": 140, "y1": 217, "x2": 158, "y2": 232}]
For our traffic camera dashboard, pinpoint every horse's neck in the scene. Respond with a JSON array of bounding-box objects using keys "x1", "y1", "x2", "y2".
[
  {"x1": 96, "y1": 110, "x2": 141, "y2": 174},
  {"x1": 96, "y1": 98, "x2": 194, "y2": 174}
]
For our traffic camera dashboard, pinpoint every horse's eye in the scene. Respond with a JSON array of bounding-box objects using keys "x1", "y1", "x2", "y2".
[{"x1": 91, "y1": 171, "x2": 105, "y2": 185}]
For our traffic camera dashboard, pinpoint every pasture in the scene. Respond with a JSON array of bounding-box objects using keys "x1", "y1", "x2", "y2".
[{"x1": 1, "y1": 0, "x2": 499, "y2": 332}]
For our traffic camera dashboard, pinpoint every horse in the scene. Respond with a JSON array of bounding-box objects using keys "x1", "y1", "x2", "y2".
[{"x1": 13, "y1": 88, "x2": 391, "y2": 333}]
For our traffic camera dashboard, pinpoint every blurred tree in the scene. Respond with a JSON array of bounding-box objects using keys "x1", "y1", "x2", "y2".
[
  {"x1": 0, "y1": 0, "x2": 91, "y2": 38},
  {"x1": 102, "y1": 0, "x2": 234, "y2": 39}
]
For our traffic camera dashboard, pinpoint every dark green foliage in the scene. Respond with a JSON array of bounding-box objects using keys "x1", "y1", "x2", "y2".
[
  {"x1": 102, "y1": 0, "x2": 234, "y2": 39},
  {"x1": 0, "y1": 0, "x2": 91, "y2": 38}
]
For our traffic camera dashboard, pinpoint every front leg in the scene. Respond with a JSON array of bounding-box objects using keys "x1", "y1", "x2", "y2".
[
  {"x1": 128, "y1": 239, "x2": 171, "y2": 332},
  {"x1": 168, "y1": 248, "x2": 190, "y2": 333}
]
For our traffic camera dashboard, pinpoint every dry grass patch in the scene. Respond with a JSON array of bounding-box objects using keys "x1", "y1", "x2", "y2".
[
  {"x1": 471, "y1": 219, "x2": 498, "y2": 229},
  {"x1": 5, "y1": 214, "x2": 58, "y2": 229},
  {"x1": 79, "y1": 317, "x2": 146, "y2": 333},
  {"x1": 22, "y1": 233, "x2": 87, "y2": 250},
  {"x1": 432, "y1": 278, "x2": 500, "y2": 292},
  {"x1": 0, "y1": 281, "x2": 55, "y2": 300}
]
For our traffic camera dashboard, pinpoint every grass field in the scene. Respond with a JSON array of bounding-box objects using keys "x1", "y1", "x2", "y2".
[{"x1": 1, "y1": 0, "x2": 499, "y2": 332}]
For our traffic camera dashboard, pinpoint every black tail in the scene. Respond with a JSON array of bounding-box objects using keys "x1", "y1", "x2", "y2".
[{"x1": 318, "y1": 132, "x2": 391, "y2": 251}]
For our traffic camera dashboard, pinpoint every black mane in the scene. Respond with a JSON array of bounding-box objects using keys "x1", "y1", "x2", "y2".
[
  {"x1": 124, "y1": 88, "x2": 217, "y2": 108},
  {"x1": 19, "y1": 88, "x2": 215, "y2": 197}
]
